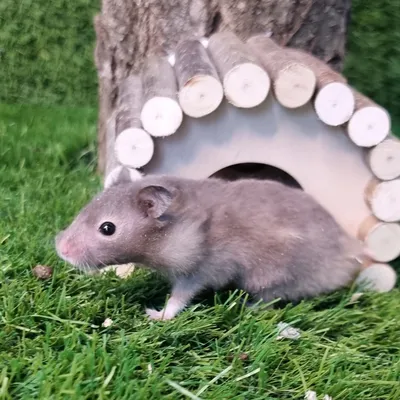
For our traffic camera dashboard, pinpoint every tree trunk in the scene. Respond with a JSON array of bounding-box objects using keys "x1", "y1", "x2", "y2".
[{"x1": 94, "y1": 0, "x2": 352, "y2": 174}]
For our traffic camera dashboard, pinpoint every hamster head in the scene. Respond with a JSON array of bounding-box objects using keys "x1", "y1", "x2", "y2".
[{"x1": 55, "y1": 182, "x2": 178, "y2": 273}]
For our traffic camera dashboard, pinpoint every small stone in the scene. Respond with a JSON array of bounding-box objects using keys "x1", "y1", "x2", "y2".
[
  {"x1": 101, "y1": 318, "x2": 113, "y2": 328},
  {"x1": 32, "y1": 265, "x2": 53, "y2": 280},
  {"x1": 102, "y1": 263, "x2": 135, "y2": 279},
  {"x1": 114, "y1": 263, "x2": 135, "y2": 278},
  {"x1": 277, "y1": 322, "x2": 301, "y2": 340},
  {"x1": 227, "y1": 352, "x2": 249, "y2": 362},
  {"x1": 305, "y1": 390, "x2": 317, "y2": 400},
  {"x1": 347, "y1": 292, "x2": 364, "y2": 305}
]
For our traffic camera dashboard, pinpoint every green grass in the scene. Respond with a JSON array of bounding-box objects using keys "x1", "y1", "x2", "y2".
[{"x1": 0, "y1": 104, "x2": 399, "y2": 399}]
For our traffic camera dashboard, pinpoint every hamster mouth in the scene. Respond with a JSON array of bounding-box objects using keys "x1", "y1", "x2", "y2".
[
  {"x1": 57, "y1": 253, "x2": 98, "y2": 274},
  {"x1": 55, "y1": 245, "x2": 99, "y2": 274},
  {"x1": 55, "y1": 234, "x2": 123, "y2": 274},
  {"x1": 55, "y1": 234, "x2": 102, "y2": 273},
  {"x1": 57, "y1": 252, "x2": 115, "y2": 275}
]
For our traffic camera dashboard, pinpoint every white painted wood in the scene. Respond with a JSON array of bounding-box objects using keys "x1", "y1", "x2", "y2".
[
  {"x1": 179, "y1": 75, "x2": 224, "y2": 117},
  {"x1": 355, "y1": 263, "x2": 397, "y2": 292},
  {"x1": 273, "y1": 64, "x2": 316, "y2": 108},
  {"x1": 144, "y1": 97, "x2": 373, "y2": 238},
  {"x1": 348, "y1": 106, "x2": 390, "y2": 147},
  {"x1": 115, "y1": 128, "x2": 154, "y2": 168},
  {"x1": 141, "y1": 97, "x2": 183, "y2": 137},
  {"x1": 104, "y1": 165, "x2": 142, "y2": 188},
  {"x1": 223, "y1": 63, "x2": 270, "y2": 108},
  {"x1": 314, "y1": 82, "x2": 355, "y2": 126},
  {"x1": 365, "y1": 178, "x2": 400, "y2": 222},
  {"x1": 358, "y1": 216, "x2": 400, "y2": 262},
  {"x1": 368, "y1": 137, "x2": 400, "y2": 180}
]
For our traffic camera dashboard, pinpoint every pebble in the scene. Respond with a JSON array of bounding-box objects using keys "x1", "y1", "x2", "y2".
[
  {"x1": 347, "y1": 292, "x2": 364, "y2": 304},
  {"x1": 305, "y1": 391, "x2": 317, "y2": 400},
  {"x1": 305, "y1": 390, "x2": 333, "y2": 399},
  {"x1": 32, "y1": 265, "x2": 53, "y2": 280},
  {"x1": 101, "y1": 318, "x2": 113, "y2": 328},
  {"x1": 227, "y1": 352, "x2": 249, "y2": 362},
  {"x1": 102, "y1": 263, "x2": 135, "y2": 278},
  {"x1": 277, "y1": 322, "x2": 301, "y2": 340}
]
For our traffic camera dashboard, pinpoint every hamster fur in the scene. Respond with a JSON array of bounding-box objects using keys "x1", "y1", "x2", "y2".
[{"x1": 55, "y1": 175, "x2": 363, "y2": 320}]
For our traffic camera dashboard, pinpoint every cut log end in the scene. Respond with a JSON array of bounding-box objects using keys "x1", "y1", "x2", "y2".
[
  {"x1": 179, "y1": 75, "x2": 224, "y2": 118},
  {"x1": 358, "y1": 216, "x2": 400, "y2": 262},
  {"x1": 114, "y1": 128, "x2": 154, "y2": 168},
  {"x1": 365, "y1": 179, "x2": 400, "y2": 222},
  {"x1": 274, "y1": 64, "x2": 316, "y2": 108},
  {"x1": 355, "y1": 263, "x2": 397, "y2": 292},
  {"x1": 104, "y1": 166, "x2": 143, "y2": 189},
  {"x1": 223, "y1": 63, "x2": 270, "y2": 108},
  {"x1": 369, "y1": 138, "x2": 400, "y2": 180},
  {"x1": 348, "y1": 106, "x2": 391, "y2": 147},
  {"x1": 314, "y1": 82, "x2": 355, "y2": 126},
  {"x1": 104, "y1": 166, "x2": 124, "y2": 189},
  {"x1": 141, "y1": 56, "x2": 179, "y2": 134},
  {"x1": 141, "y1": 97, "x2": 183, "y2": 137}
]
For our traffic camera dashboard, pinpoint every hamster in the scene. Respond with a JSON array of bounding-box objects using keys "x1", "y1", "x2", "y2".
[{"x1": 55, "y1": 175, "x2": 363, "y2": 320}]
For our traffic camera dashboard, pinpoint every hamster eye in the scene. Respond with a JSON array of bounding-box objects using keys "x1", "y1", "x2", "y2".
[{"x1": 99, "y1": 222, "x2": 116, "y2": 236}]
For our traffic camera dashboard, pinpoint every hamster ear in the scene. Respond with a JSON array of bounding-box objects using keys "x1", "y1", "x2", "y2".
[{"x1": 137, "y1": 185, "x2": 173, "y2": 218}]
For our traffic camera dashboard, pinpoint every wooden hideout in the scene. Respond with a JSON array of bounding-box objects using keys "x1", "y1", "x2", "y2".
[{"x1": 101, "y1": 32, "x2": 399, "y2": 289}]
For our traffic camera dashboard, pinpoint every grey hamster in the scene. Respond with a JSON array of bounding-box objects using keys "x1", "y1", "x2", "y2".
[{"x1": 55, "y1": 175, "x2": 363, "y2": 320}]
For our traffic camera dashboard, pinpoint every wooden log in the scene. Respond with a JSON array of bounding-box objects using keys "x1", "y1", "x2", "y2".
[
  {"x1": 140, "y1": 55, "x2": 183, "y2": 137},
  {"x1": 105, "y1": 166, "x2": 143, "y2": 189},
  {"x1": 247, "y1": 34, "x2": 281, "y2": 54},
  {"x1": 368, "y1": 136, "x2": 400, "y2": 181},
  {"x1": 104, "y1": 113, "x2": 118, "y2": 176},
  {"x1": 104, "y1": 113, "x2": 143, "y2": 188},
  {"x1": 355, "y1": 263, "x2": 397, "y2": 292},
  {"x1": 174, "y1": 39, "x2": 224, "y2": 118},
  {"x1": 105, "y1": 113, "x2": 121, "y2": 188},
  {"x1": 94, "y1": 0, "x2": 352, "y2": 174},
  {"x1": 114, "y1": 75, "x2": 154, "y2": 168},
  {"x1": 247, "y1": 35, "x2": 316, "y2": 109},
  {"x1": 288, "y1": 49, "x2": 354, "y2": 126},
  {"x1": 347, "y1": 92, "x2": 391, "y2": 147},
  {"x1": 364, "y1": 178, "x2": 400, "y2": 222},
  {"x1": 115, "y1": 75, "x2": 142, "y2": 133},
  {"x1": 207, "y1": 32, "x2": 270, "y2": 108},
  {"x1": 314, "y1": 82, "x2": 354, "y2": 126},
  {"x1": 115, "y1": 128, "x2": 154, "y2": 169},
  {"x1": 358, "y1": 215, "x2": 400, "y2": 262}
]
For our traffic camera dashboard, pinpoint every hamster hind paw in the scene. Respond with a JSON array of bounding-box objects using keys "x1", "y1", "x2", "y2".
[{"x1": 145, "y1": 307, "x2": 174, "y2": 321}]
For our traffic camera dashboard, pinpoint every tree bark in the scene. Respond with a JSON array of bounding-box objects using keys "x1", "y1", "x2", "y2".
[{"x1": 94, "y1": 0, "x2": 352, "y2": 173}]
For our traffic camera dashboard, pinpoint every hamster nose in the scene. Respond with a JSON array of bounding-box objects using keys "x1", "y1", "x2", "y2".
[
  {"x1": 58, "y1": 240, "x2": 70, "y2": 257},
  {"x1": 56, "y1": 236, "x2": 73, "y2": 257}
]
